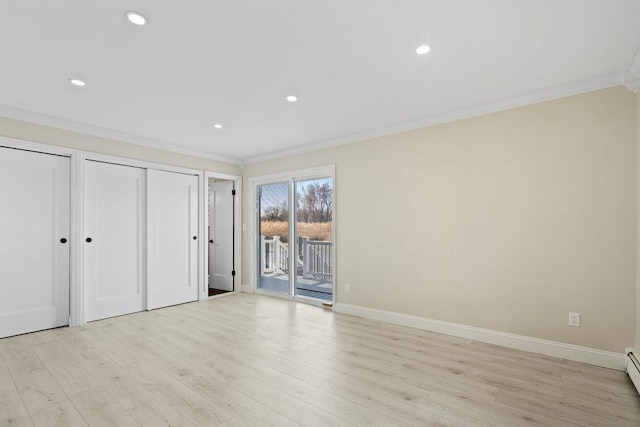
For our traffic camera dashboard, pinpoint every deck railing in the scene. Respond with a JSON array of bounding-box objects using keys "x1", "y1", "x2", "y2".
[
  {"x1": 261, "y1": 236, "x2": 289, "y2": 275},
  {"x1": 261, "y1": 235, "x2": 333, "y2": 280},
  {"x1": 300, "y1": 238, "x2": 333, "y2": 280}
]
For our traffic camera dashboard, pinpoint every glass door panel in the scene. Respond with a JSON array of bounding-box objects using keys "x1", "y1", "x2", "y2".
[
  {"x1": 294, "y1": 178, "x2": 333, "y2": 301},
  {"x1": 257, "y1": 182, "x2": 290, "y2": 294}
]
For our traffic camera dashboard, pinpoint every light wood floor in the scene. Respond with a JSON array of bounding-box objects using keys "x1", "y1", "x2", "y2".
[{"x1": 1, "y1": 294, "x2": 639, "y2": 426}]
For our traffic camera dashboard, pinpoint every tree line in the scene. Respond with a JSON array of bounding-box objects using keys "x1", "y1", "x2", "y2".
[{"x1": 261, "y1": 182, "x2": 332, "y2": 223}]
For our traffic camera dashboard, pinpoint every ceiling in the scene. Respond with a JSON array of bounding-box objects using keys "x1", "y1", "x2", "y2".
[{"x1": 1, "y1": 1, "x2": 639, "y2": 165}]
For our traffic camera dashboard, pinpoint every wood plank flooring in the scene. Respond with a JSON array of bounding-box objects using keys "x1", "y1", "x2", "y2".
[{"x1": 1, "y1": 293, "x2": 639, "y2": 426}]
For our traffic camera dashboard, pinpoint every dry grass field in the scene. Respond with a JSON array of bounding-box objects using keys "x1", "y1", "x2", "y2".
[{"x1": 260, "y1": 221, "x2": 332, "y2": 241}]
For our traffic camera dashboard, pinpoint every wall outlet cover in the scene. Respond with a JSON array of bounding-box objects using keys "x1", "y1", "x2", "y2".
[{"x1": 569, "y1": 312, "x2": 580, "y2": 327}]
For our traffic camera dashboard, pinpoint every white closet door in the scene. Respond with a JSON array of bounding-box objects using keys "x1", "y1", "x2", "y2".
[
  {"x1": 84, "y1": 161, "x2": 145, "y2": 321},
  {"x1": 147, "y1": 169, "x2": 198, "y2": 309},
  {"x1": 0, "y1": 147, "x2": 70, "y2": 338}
]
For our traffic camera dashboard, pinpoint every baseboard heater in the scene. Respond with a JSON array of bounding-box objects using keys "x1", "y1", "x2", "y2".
[{"x1": 625, "y1": 348, "x2": 640, "y2": 395}]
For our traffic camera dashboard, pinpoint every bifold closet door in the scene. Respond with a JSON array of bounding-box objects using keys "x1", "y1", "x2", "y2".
[
  {"x1": 84, "y1": 161, "x2": 146, "y2": 321},
  {"x1": 147, "y1": 169, "x2": 198, "y2": 309},
  {"x1": 0, "y1": 147, "x2": 70, "y2": 338}
]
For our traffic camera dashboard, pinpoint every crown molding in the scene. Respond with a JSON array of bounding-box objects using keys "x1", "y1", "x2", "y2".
[
  {"x1": 0, "y1": 69, "x2": 625, "y2": 168},
  {"x1": 623, "y1": 70, "x2": 640, "y2": 93},
  {"x1": 0, "y1": 104, "x2": 242, "y2": 165},
  {"x1": 623, "y1": 35, "x2": 640, "y2": 93},
  {"x1": 242, "y1": 70, "x2": 623, "y2": 165}
]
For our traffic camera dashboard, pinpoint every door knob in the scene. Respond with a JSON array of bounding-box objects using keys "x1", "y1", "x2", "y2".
[
  {"x1": 60, "y1": 238, "x2": 67, "y2": 244},
  {"x1": 86, "y1": 237, "x2": 92, "y2": 243},
  {"x1": 209, "y1": 239, "x2": 213, "y2": 244},
  {"x1": 193, "y1": 236, "x2": 197, "y2": 240}
]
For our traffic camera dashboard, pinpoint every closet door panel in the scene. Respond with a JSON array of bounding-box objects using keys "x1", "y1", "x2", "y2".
[
  {"x1": 84, "y1": 161, "x2": 145, "y2": 321},
  {"x1": 147, "y1": 169, "x2": 198, "y2": 309},
  {"x1": 0, "y1": 147, "x2": 70, "y2": 338}
]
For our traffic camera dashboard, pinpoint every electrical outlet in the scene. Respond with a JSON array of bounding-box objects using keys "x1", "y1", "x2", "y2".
[
  {"x1": 569, "y1": 312, "x2": 580, "y2": 327},
  {"x1": 345, "y1": 283, "x2": 351, "y2": 293}
]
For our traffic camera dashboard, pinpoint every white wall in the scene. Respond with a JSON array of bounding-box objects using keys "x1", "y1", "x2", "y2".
[{"x1": 243, "y1": 86, "x2": 637, "y2": 353}]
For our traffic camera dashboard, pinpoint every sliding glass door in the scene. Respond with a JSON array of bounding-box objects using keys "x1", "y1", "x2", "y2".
[
  {"x1": 294, "y1": 178, "x2": 333, "y2": 301},
  {"x1": 257, "y1": 182, "x2": 290, "y2": 294},
  {"x1": 254, "y1": 168, "x2": 334, "y2": 304}
]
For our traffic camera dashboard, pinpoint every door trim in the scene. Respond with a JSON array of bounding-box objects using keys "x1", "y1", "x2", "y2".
[{"x1": 203, "y1": 171, "x2": 242, "y2": 300}]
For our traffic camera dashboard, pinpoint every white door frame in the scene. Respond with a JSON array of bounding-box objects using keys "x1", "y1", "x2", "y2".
[
  {"x1": 202, "y1": 171, "x2": 242, "y2": 300},
  {"x1": 248, "y1": 165, "x2": 336, "y2": 307}
]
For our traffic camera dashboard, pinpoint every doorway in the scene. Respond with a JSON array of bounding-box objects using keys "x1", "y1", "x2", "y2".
[
  {"x1": 256, "y1": 181, "x2": 290, "y2": 295},
  {"x1": 208, "y1": 178, "x2": 235, "y2": 296},
  {"x1": 293, "y1": 178, "x2": 333, "y2": 301},
  {"x1": 253, "y1": 166, "x2": 335, "y2": 305}
]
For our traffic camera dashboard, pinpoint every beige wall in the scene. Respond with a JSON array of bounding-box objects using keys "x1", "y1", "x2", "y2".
[
  {"x1": 243, "y1": 86, "x2": 637, "y2": 353},
  {"x1": 2, "y1": 89, "x2": 636, "y2": 353},
  {"x1": 637, "y1": 91, "x2": 640, "y2": 350},
  {"x1": 0, "y1": 117, "x2": 241, "y2": 174}
]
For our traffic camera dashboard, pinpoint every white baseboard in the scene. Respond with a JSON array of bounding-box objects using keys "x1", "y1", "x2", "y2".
[
  {"x1": 240, "y1": 284, "x2": 252, "y2": 293},
  {"x1": 625, "y1": 348, "x2": 640, "y2": 394},
  {"x1": 333, "y1": 303, "x2": 625, "y2": 371}
]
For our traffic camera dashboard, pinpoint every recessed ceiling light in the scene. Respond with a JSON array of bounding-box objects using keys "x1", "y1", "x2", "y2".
[
  {"x1": 68, "y1": 78, "x2": 86, "y2": 87},
  {"x1": 416, "y1": 44, "x2": 432, "y2": 55},
  {"x1": 213, "y1": 123, "x2": 223, "y2": 129},
  {"x1": 286, "y1": 95, "x2": 298, "y2": 103},
  {"x1": 125, "y1": 11, "x2": 147, "y2": 26}
]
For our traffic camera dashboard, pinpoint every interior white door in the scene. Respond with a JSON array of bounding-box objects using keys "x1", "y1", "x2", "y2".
[
  {"x1": 209, "y1": 180, "x2": 234, "y2": 292},
  {"x1": 147, "y1": 169, "x2": 198, "y2": 309},
  {"x1": 84, "y1": 161, "x2": 146, "y2": 321},
  {"x1": 0, "y1": 147, "x2": 70, "y2": 338}
]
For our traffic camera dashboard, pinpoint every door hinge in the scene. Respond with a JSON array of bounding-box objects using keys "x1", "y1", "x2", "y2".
[
  {"x1": 231, "y1": 270, "x2": 236, "y2": 276},
  {"x1": 231, "y1": 189, "x2": 236, "y2": 196}
]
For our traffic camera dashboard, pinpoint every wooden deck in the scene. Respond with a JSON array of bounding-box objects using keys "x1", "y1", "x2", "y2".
[
  {"x1": 1, "y1": 293, "x2": 639, "y2": 426},
  {"x1": 258, "y1": 273, "x2": 333, "y2": 301}
]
